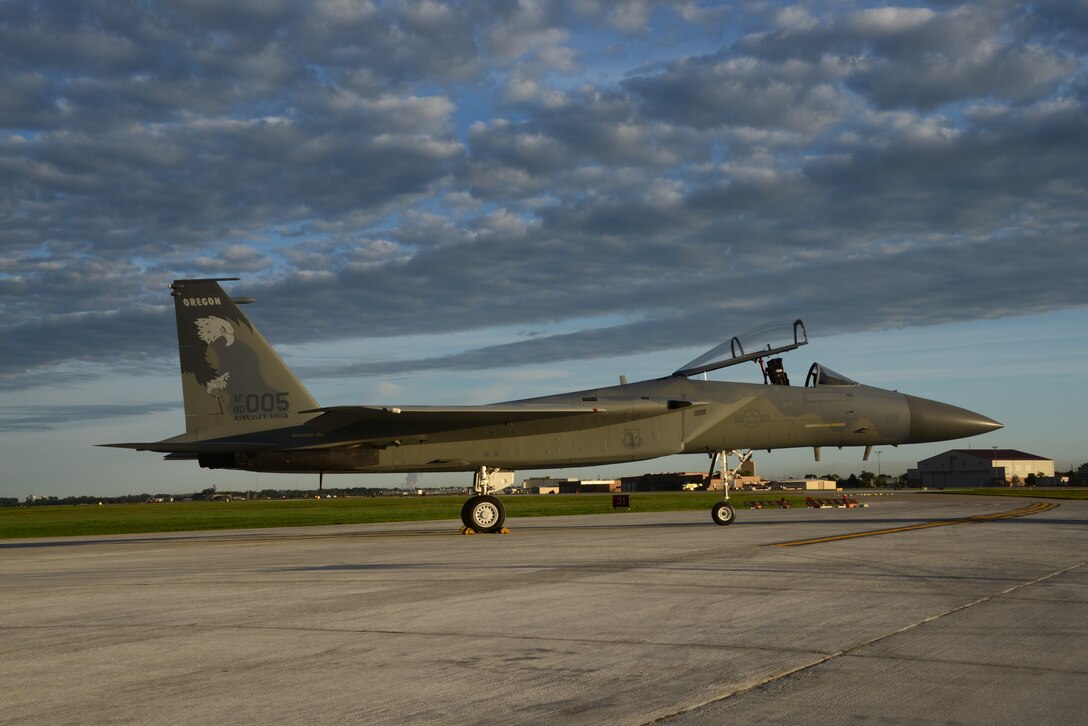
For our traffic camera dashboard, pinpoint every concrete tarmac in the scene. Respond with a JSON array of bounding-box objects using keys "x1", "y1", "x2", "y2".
[{"x1": 2, "y1": 493, "x2": 1085, "y2": 725}]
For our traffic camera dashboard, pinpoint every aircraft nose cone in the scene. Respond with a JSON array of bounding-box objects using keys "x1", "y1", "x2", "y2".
[{"x1": 905, "y1": 395, "x2": 1003, "y2": 443}]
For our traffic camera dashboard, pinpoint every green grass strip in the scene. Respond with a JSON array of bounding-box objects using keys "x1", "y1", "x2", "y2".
[{"x1": 0, "y1": 491, "x2": 819, "y2": 539}]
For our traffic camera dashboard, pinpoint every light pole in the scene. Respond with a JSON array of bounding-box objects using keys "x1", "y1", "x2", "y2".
[{"x1": 877, "y1": 450, "x2": 883, "y2": 480}]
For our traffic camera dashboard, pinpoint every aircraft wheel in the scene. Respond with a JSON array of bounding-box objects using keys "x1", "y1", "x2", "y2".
[
  {"x1": 711, "y1": 501, "x2": 736, "y2": 526},
  {"x1": 462, "y1": 495, "x2": 506, "y2": 533}
]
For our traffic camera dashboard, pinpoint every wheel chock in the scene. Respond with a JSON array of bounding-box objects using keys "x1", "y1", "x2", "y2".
[
  {"x1": 499, "y1": 527, "x2": 510, "y2": 535},
  {"x1": 460, "y1": 526, "x2": 477, "y2": 535}
]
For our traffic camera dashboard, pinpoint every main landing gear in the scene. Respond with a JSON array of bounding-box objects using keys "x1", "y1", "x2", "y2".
[
  {"x1": 461, "y1": 494, "x2": 505, "y2": 533},
  {"x1": 711, "y1": 500, "x2": 736, "y2": 526},
  {"x1": 707, "y1": 449, "x2": 753, "y2": 526},
  {"x1": 460, "y1": 467, "x2": 508, "y2": 534}
]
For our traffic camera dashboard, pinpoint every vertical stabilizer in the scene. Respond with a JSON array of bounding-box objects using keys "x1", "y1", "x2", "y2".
[{"x1": 171, "y1": 278, "x2": 318, "y2": 438}]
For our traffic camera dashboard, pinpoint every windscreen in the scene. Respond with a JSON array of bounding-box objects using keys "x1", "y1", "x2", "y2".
[{"x1": 805, "y1": 363, "x2": 857, "y2": 387}]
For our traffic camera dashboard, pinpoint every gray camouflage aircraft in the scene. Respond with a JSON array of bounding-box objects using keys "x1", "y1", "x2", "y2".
[{"x1": 105, "y1": 278, "x2": 1002, "y2": 532}]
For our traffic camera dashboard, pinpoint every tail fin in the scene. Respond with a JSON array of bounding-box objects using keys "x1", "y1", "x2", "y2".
[{"x1": 171, "y1": 278, "x2": 318, "y2": 438}]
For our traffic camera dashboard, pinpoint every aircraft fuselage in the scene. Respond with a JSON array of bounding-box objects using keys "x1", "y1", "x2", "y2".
[{"x1": 215, "y1": 377, "x2": 948, "y2": 474}]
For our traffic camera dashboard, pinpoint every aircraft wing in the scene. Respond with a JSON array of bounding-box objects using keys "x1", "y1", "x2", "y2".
[
  {"x1": 290, "y1": 400, "x2": 704, "y2": 450},
  {"x1": 99, "y1": 441, "x2": 276, "y2": 453},
  {"x1": 103, "y1": 400, "x2": 707, "y2": 453},
  {"x1": 300, "y1": 404, "x2": 604, "y2": 432}
]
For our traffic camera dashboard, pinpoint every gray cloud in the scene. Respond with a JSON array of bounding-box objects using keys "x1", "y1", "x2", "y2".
[
  {"x1": 1, "y1": 1, "x2": 1086, "y2": 391},
  {"x1": 625, "y1": 52, "x2": 851, "y2": 133},
  {"x1": 0, "y1": 401, "x2": 179, "y2": 431},
  {"x1": 731, "y1": 3, "x2": 1077, "y2": 111},
  {"x1": 298, "y1": 226, "x2": 1085, "y2": 382}
]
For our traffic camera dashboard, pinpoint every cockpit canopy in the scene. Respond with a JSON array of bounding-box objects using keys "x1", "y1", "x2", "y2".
[
  {"x1": 674, "y1": 319, "x2": 858, "y2": 387},
  {"x1": 673, "y1": 319, "x2": 808, "y2": 378}
]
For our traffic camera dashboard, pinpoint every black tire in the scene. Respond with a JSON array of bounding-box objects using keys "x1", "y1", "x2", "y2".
[
  {"x1": 461, "y1": 495, "x2": 506, "y2": 533},
  {"x1": 711, "y1": 501, "x2": 736, "y2": 526}
]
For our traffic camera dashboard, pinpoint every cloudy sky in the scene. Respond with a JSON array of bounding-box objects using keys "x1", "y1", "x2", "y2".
[{"x1": 2, "y1": 0, "x2": 1086, "y2": 498}]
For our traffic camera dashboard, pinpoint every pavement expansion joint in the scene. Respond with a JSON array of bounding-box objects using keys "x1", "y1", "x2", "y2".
[
  {"x1": 649, "y1": 559, "x2": 1086, "y2": 724},
  {"x1": 848, "y1": 651, "x2": 1088, "y2": 676},
  {"x1": 770, "y1": 501, "x2": 1058, "y2": 547}
]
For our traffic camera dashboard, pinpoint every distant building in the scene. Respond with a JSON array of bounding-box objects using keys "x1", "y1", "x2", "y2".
[
  {"x1": 705, "y1": 458, "x2": 762, "y2": 491},
  {"x1": 520, "y1": 476, "x2": 619, "y2": 493},
  {"x1": 577, "y1": 479, "x2": 621, "y2": 493},
  {"x1": 521, "y1": 476, "x2": 577, "y2": 494},
  {"x1": 620, "y1": 472, "x2": 708, "y2": 492},
  {"x1": 771, "y1": 478, "x2": 838, "y2": 491},
  {"x1": 908, "y1": 449, "x2": 1055, "y2": 487}
]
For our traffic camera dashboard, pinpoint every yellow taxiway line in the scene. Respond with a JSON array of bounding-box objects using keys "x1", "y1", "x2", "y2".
[{"x1": 771, "y1": 501, "x2": 1059, "y2": 547}]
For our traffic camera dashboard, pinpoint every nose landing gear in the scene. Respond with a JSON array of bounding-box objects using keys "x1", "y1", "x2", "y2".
[
  {"x1": 711, "y1": 500, "x2": 736, "y2": 525},
  {"x1": 707, "y1": 449, "x2": 752, "y2": 526}
]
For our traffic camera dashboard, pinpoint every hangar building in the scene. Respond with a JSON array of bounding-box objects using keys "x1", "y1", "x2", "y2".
[{"x1": 908, "y1": 449, "x2": 1055, "y2": 487}]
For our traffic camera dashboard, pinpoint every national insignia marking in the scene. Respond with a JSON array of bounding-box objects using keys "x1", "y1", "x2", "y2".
[{"x1": 735, "y1": 408, "x2": 769, "y2": 429}]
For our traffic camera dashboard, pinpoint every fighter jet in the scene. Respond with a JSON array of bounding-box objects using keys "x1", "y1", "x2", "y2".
[{"x1": 104, "y1": 278, "x2": 1002, "y2": 532}]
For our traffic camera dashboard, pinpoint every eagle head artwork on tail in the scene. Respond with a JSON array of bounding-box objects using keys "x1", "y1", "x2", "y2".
[{"x1": 195, "y1": 316, "x2": 235, "y2": 395}]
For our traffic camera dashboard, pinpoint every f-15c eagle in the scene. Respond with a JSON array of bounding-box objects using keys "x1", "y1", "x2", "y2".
[{"x1": 105, "y1": 278, "x2": 1002, "y2": 532}]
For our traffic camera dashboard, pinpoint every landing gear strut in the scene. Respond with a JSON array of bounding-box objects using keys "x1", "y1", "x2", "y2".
[
  {"x1": 461, "y1": 467, "x2": 507, "y2": 533},
  {"x1": 707, "y1": 449, "x2": 753, "y2": 526}
]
